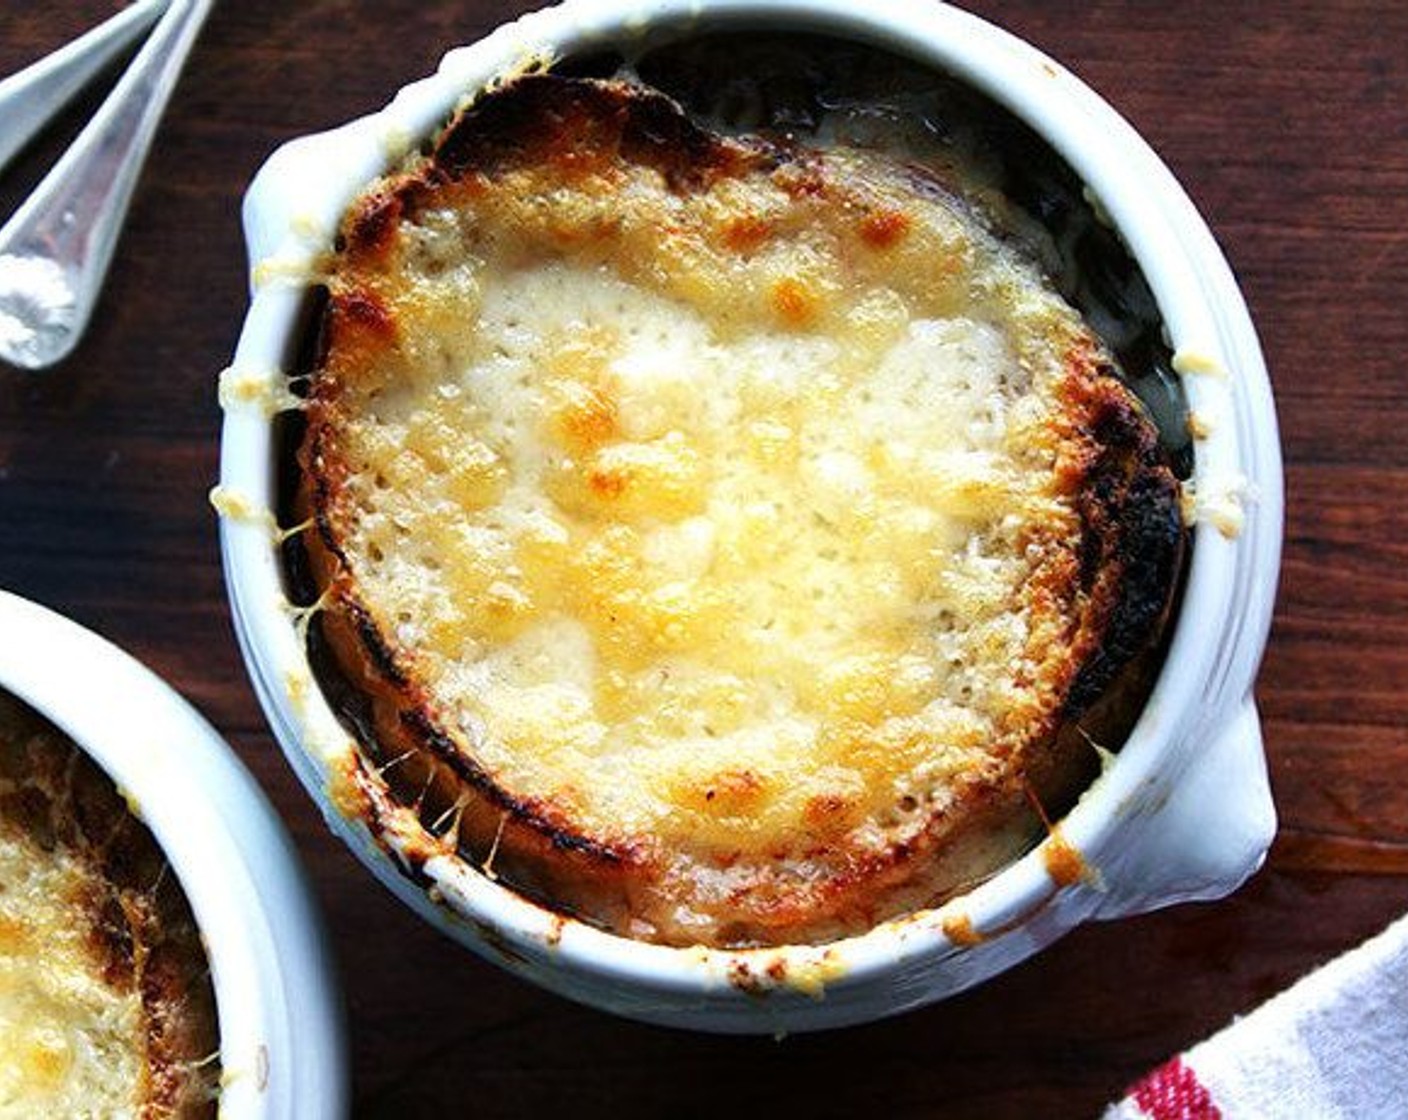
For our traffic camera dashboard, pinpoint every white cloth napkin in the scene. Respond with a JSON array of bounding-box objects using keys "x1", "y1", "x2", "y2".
[{"x1": 1105, "y1": 912, "x2": 1408, "y2": 1119}]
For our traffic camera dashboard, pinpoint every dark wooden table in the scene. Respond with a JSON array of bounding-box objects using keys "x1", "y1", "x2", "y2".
[{"x1": 2, "y1": 2, "x2": 1405, "y2": 1116}]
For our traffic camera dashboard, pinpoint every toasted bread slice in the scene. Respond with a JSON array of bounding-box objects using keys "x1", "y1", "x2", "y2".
[{"x1": 299, "y1": 74, "x2": 1183, "y2": 947}]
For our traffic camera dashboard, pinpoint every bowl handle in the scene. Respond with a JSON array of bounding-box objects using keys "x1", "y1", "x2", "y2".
[
  {"x1": 240, "y1": 125, "x2": 380, "y2": 283},
  {"x1": 1092, "y1": 699, "x2": 1276, "y2": 919},
  {"x1": 240, "y1": 134, "x2": 330, "y2": 275}
]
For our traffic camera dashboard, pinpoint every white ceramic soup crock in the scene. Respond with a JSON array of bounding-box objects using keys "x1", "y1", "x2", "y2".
[
  {"x1": 0, "y1": 590, "x2": 347, "y2": 1114},
  {"x1": 217, "y1": 0, "x2": 1283, "y2": 1033}
]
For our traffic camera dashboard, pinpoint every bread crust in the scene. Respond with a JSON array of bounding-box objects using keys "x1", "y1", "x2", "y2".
[{"x1": 298, "y1": 74, "x2": 1183, "y2": 947}]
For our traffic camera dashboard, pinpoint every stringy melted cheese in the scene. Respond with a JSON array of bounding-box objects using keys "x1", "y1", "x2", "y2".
[
  {"x1": 323, "y1": 133, "x2": 1091, "y2": 862},
  {"x1": 0, "y1": 829, "x2": 143, "y2": 1115}
]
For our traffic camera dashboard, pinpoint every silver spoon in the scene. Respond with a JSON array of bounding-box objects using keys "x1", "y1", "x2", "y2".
[
  {"x1": 0, "y1": 0, "x2": 170, "y2": 176},
  {"x1": 0, "y1": 0, "x2": 214, "y2": 371}
]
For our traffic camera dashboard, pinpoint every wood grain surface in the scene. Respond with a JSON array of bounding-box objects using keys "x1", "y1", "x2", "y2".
[{"x1": 2, "y1": 2, "x2": 1406, "y2": 1117}]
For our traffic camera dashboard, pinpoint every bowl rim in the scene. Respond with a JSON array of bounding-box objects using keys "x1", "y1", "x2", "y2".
[
  {"x1": 0, "y1": 589, "x2": 348, "y2": 1115},
  {"x1": 218, "y1": 0, "x2": 1282, "y2": 1029}
]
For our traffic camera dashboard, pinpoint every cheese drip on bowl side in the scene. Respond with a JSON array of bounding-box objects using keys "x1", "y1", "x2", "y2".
[{"x1": 299, "y1": 74, "x2": 1183, "y2": 947}]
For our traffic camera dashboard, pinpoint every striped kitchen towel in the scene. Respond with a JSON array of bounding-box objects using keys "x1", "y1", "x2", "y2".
[{"x1": 1105, "y1": 911, "x2": 1408, "y2": 1119}]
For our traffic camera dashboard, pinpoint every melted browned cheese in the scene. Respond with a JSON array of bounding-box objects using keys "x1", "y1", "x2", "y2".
[
  {"x1": 0, "y1": 695, "x2": 220, "y2": 1116},
  {"x1": 303, "y1": 75, "x2": 1182, "y2": 946}
]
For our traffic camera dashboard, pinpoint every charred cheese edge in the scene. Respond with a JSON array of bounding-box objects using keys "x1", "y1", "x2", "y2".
[
  {"x1": 300, "y1": 75, "x2": 1183, "y2": 947},
  {"x1": 0, "y1": 695, "x2": 219, "y2": 1117}
]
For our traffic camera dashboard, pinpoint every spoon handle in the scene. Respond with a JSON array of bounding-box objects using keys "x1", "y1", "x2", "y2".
[
  {"x1": 0, "y1": 0, "x2": 171, "y2": 176},
  {"x1": 0, "y1": 0, "x2": 215, "y2": 371}
]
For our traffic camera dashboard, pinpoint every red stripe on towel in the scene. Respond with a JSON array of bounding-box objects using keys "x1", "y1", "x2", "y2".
[{"x1": 1131, "y1": 1057, "x2": 1221, "y2": 1120}]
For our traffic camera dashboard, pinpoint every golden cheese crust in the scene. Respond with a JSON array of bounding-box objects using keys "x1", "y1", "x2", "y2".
[
  {"x1": 299, "y1": 75, "x2": 1183, "y2": 947},
  {"x1": 0, "y1": 693, "x2": 219, "y2": 1117}
]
